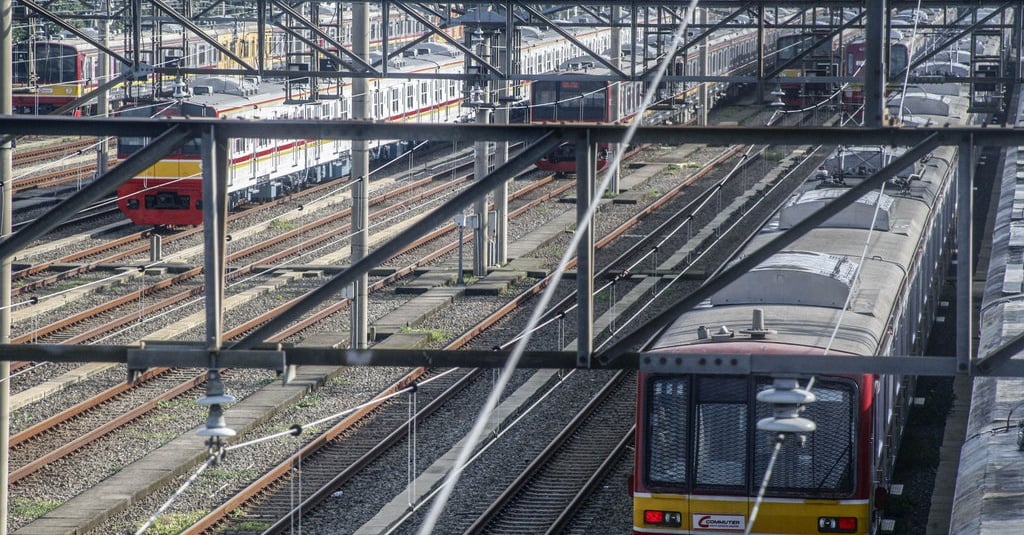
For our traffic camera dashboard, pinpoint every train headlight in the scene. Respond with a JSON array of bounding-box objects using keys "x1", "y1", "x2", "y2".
[
  {"x1": 643, "y1": 510, "x2": 682, "y2": 527},
  {"x1": 818, "y1": 516, "x2": 857, "y2": 533},
  {"x1": 126, "y1": 199, "x2": 139, "y2": 209}
]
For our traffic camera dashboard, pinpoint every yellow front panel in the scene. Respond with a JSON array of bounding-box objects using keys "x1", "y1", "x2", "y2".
[
  {"x1": 635, "y1": 494, "x2": 869, "y2": 534},
  {"x1": 36, "y1": 84, "x2": 81, "y2": 97},
  {"x1": 133, "y1": 160, "x2": 203, "y2": 181},
  {"x1": 739, "y1": 500, "x2": 868, "y2": 535},
  {"x1": 688, "y1": 497, "x2": 748, "y2": 532}
]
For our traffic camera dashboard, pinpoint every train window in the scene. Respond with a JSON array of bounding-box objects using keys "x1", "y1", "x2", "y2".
[
  {"x1": 118, "y1": 136, "x2": 150, "y2": 157},
  {"x1": 693, "y1": 377, "x2": 748, "y2": 490},
  {"x1": 36, "y1": 44, "x2": 77, "y2": 84},
  {"x1": 13, "y1": 46, "x2": 31, "y2": 84},
  {"x1": 890, "y1": 44, "x2": 909, "y2": 77},
  {"x1": 531, "y1": 83, "x2": 558, "y2": 121},
  {"x1": 754, "y1": 378, "x2": 856, "y2": 496},
  {"x1": 646, "y1": 377, "x2": 689, "y2": 486},
  {"x1": 420, "y1": 82, "x2": 429, "y2": 106},
  {"x1": 179, "y1": 138, "x2": 201, "y2": 156}
]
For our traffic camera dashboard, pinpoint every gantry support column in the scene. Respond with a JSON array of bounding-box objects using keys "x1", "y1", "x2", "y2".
[
  {"x1": 95, "y1": 4, "x2": 110, "y2": 176},
  {"x1": 474, "y1": 105, "x2": 492, "y2": 276},
  {"x1": 1, "y1": 0, "x2": 12, "y2": 528},
  {"x1": 697, "y1": 7, "x2": 709, "y2": 126},
  {"x1": 576, "y1": 132, "x2": 595, "y2": 367},
  {"x1": 865, "y1": 0, "x2": 888, "y2": 127},
  {"x1": 608, "y1": 3, "x2": 621, "y2": 194},
  {"x1": 350, "y1": 2, "x2": 370, "y2": 349},
  {"x1": 958, "y1": 137, "x2": 974, "y2": 374},
  {"x1": 493, "y1": 24, "x2": 510, "y2": 266},
  {"x1": 493, "y1": 104, "x2": 509, "y2": 266},
  {"x1": 201, "y1": 126, "x2": 229, "y2": 352}
]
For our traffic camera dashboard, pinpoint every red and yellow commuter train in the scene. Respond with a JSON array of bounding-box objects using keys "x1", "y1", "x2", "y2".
[
  {"x1": 114, "y1": 25, "x2": 611, "y2": 226},
  {"x1": 632, "y1": 85, "x2": 970, "y2": 534}
]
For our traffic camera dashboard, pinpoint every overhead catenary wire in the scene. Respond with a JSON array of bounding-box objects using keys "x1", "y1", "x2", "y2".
[{"x1": 416, "y1": 1, "x2": 702, "y2": 533}]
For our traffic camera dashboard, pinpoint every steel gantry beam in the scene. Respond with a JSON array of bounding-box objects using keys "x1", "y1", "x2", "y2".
[
  {"x1": 0, "y1": 116, "x2": 1021, "y2": 378},
  {"x1": 10, "y1": 1, "x2": 1024, "y2": 89},
  {"x1": 5, "y1": 2, "x2": 1024, "y2": 382}
]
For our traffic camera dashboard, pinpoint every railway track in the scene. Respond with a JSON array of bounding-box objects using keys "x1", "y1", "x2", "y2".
[
  {"x1": 146, "y1": 108, "x2": 823, "y2": 533},
  {"x1": 10, "y1": 104, "x2": 837, "y2": 533},
  {"x1": 464, "y1": 370, "x2": 636, "y2": 534},
  {"x1": 4, "y1": 168, "x2": 565, "y2": 496}
]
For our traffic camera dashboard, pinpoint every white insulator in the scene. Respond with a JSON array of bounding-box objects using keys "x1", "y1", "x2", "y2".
[
  {"x1": 757, "y1": 377, "x2": 816, "y2": 437},
  {"x1": 198, "y1": 393, "x2": 236, "y2": 405},
  {"x1": 198, "y1": 369, "x2": 237, "y2": 406},
  {"x1": 197, "y1": 404, "x2": 237, "y2": 437},
  {"x1": 757, "y1": 415, "x2": 816, "y2": 434},
  {"x1": 757, "y1": 387, "x2": 815, "y2": 406}
]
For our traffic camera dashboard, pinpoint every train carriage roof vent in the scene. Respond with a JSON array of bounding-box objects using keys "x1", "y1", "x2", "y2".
[
  {"x1": 888, "y1": 92, "x2": 953, "y2": 117},
  {"x1": 912, "y1": 61, "x2": 969, "y2": 78},
  {"x1": 780, "y1": 189, "x2": 893, "y2": 230},
  {"x1": 712, "y1": 251, "x2": 857, "y2": 308}
]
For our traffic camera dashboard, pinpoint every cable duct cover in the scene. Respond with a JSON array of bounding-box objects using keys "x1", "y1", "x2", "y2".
[
  {"x1": 780, "y1": 189, "x2": 893, "y2": 231},
  {"x1": 712, "y1": 251, "x2": 857, "y2": 308}
]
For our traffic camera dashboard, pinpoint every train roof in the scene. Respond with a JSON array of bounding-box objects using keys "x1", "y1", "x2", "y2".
[
  {"x1": 950, "y1": 86, "x2": 1024, "y2": 535},
  {"x1": 889, "y1": 90, "x2": 970, "y2": 123},
  {"x1": 649, "y1": 78, "x2": 970, "y2": 358},
  {"x1": 20, "y1": 23, "x2": 242, "y2": 50}
]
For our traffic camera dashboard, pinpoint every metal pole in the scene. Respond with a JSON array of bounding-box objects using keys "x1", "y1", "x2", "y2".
[
  {"x1": 494, "y1": 103, "x2": 509, "y2": 265},
  {"x1": 493, "y1": 32, "x2": 509, "y2": 266},
  {"x1": 95, "y1": 2, "x2": 110, "y2": 176},
  {"x1": 201, "y1": 126, "x2": 228, "y2": 352},
  {"x1": 958, "y1": 137, "x2": 973, "y2": 373},
  {"x1": 576, "y1": 132, "x2": 595, "y2": 367},
  {"x1": 457, "y1": 224, "x2": 465, "y2": 284},
  {"x1": 865, "y1": 0, "x2": 887, "y2": 127},
  {"x1": 608, "y1": 3, "x2": 621, "y2": 194},
  {"x1": 1, "y1": 0, "x2": 13, "y2": 528},
  {"x1": 697, "y1": 7, "x2": 708, "y2": 126},
  {"x1": 473, "y1": 105, "x2": 491, "y2": 277},
  {"x1": 351, "y1": 2, "x2": 370, "y2": 349}
]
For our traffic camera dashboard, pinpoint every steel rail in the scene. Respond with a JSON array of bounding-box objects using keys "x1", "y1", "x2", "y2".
[{"x1": 463, "y1": 370, "x2": 634, "y2": 533}]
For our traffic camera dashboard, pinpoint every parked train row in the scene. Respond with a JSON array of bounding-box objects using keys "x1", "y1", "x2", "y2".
[
  {"x1": 773, "y1": 8, "x2": 977, "y2": 114},
  {"x1": 12, "y1": 6, "x2": 459, "y2": 115},
  {"x1": 114, "y1": 24, "x2": 615, "y2": 226},
  {"x1": 115, "y1": 21, "x2": 776, "y2": 226},
  {"x1": 631, "y1": 83, "x2": 976, "y2": 533},
  {"x1": 530, "y1": 24, "x2": 774, "y2": 174},
  {"x1": 948, "y1": 86, "x2": 1024, "y2": 534}
]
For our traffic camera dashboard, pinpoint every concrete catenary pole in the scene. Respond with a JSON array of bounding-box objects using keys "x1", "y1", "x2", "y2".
[
  {"x1": 1, "y1": 0, "x2": 12, "y2": 530},
  {"x1": 350, "y1": 2, "x2": 370, "y2": 349}
]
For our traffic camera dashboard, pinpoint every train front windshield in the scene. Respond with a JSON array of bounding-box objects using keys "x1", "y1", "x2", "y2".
[
  {"x1": 531, "y1": 79, "x2": 608, "y2": 122},
  {"x1": 13, "y1": 43, "x2": 78, "y2": 84},
  {"x1": 644, "y1": 375, "x2": 857, "y2": 497}
]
